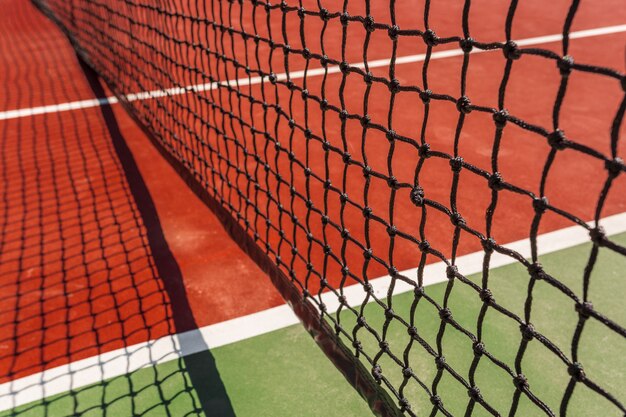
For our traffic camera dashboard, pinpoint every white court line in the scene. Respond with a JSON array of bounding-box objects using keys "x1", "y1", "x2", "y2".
[
  {"x1": 1, "y1": 24, "x2": 625, "y2": 121},
  {"x1": 1, "y1": 212, "x2": 625, "y2": 411}
]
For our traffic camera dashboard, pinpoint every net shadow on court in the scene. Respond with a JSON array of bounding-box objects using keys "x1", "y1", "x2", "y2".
[{"x1": 0, "y1": 37, "x2": 235, "y2": 415}]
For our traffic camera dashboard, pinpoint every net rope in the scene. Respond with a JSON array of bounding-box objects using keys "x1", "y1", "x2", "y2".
[{"x1": 33, "y1": 0, "x2": 626, "y2": 415}]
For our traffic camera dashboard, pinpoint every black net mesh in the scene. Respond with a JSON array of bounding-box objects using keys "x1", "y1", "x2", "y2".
[{"x1": 32, "y1": 0, "x2": 626, "y2": 415}]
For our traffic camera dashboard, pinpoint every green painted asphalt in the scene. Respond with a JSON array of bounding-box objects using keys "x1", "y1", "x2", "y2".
[{"x1": 5, "y1": 233, "x2": 625, "y2": 417}]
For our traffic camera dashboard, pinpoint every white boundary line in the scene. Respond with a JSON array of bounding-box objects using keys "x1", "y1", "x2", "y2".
[
  {"x1": 1, "y1": 24, "x2": 625, "y2": 121},
  {"x1": 1, "y1": 212, "x2": 625, "y2": 411}
]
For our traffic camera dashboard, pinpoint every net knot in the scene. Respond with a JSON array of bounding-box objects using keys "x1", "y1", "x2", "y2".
[
  {"x1": 503, "y1": 40, "x2": 521, "y2": 60},
  {"x1": 430, "y1": 395, "x2": 443, "y2": 407},
  {"x1": 446, "y1": 265, "x2": 458, "y2": 280},
  {"x1": 449, "y1": 156, "x2": 464, "y2": 172},
  {"x1": 306, "y1": 232, "x2": 314, "y2": 242},
  {"x1": 468, "y1": 387, "x2": 482, "y2": 402},
  {"x1": 363, "y1": 282, "x2": 374, "y2": 294},
  {"x1": 387, "y1": 176, "x2": 400, "y2": 189},
  {"x1": 402, "y1": 367, "x2": 413, "y2": 377},
  {"x1": 360, "y1": 114, "x2": 371, "y2": 127},
  {"x1": 528, "y1": 262, "x2": 545, "y2": 280},
  {"x1": 388, "y1": 266, "x2": 398, "y2": 276},
  {"x1": 385, "y1": 308, "x2": 395, "y2": 319},
  {"x1": 321, "y1": 215, "x2": 330, "y2": 224},
  {"x1": 387, "y1": 225, "x2": 398, "y2": 237},
  {"x1": 435, "y1": 355, "x2": 446, "y2": 369},
  {"x1": 291, "y1": 246, "x2": 298, "y2": 255},
  {"x1": 357, "y1": 315, "x2": 367, "y2": 326},
  {"x1": 439, "y1": 307, "x2": 452, "y2": 321},
  {"x1": 379, "y1": 340, "x2": 390, "y2": 351},
  {"x1": 363, "y1": 15, "x2": 376, "y2": 33},
  {"x1": 342, "y1": 266, "x2": 350, "y2": 275},
  {"x1": 340, "y1": 12, "x2": 350, "y2": 26},
  {"x1": 480, "y1": 288, "x2": 495, "y2": 304},
  {"x1": 363, "y1": 248, "x2": 373, "y2": 259},
  {"x1": 532, "y1": 196, "x2": 549, "y2": 213},
  {"x1": 302, "y1": 47, "x2": 311, "y2": 58},
  {"x1": 339, "y1": 61, "x2": 350, "y2": 74},
  {"x1": 547, "y1": 129, "x2": 567, "y2": 150},
  {"x1": 589, "y1": 226, "x2": 607, "y2": 246},
  {"x1": 557, "y1": 55, "x2": 574, "y2": 76},
  {"x1": 321, "y1": 141, "x2": 331, "y2": 151},
  {"x1": 419, "y1": 240, "x2": 431, "y2": 252},
  {"x1": 493, "y1": 109, "x2": 509, "y2": 128},
  {"x1": 460, "y1": 37, "x2": 474, "y2": 53},
  {"x1": 389, "y1": 78, "x2": 401, "y2": 93},
  {"x1": 297, "y1": 6, "x2": 305, "y2": 18},
  {"x1": 319, "y1": 7, "x2": 330, "y2": 21},
  {"x1": 472, "y1": 341, "x2": 486, "y2": 356},
  {"x1": 352, "y1": 339, "x2": 362, "y2": 350},
  {"x1": 339, "y1": 109, "x2": 349, "y2": 120},
  {"x1": 362, "y1": 206, "x2": 373, "y2": 218},
  {"x1": 419, "y1": 89, "x2": 432, "y2": 103},
  {"x1": 408, "y1": 326, "x2": 419, "y2": 337},
  {"x1": 399, "y1": 397, "x2": 411, "y2": 410},
  {"x1": 410, "y1": 186, "x2": 425, "y2": 206},
  {"x1": 456, "y1": 96, "x2": 472, "y2": 114},
  {"x1": 605, "y1": 157, "x2": 624, "y2": 177},
  {"x1": 568, "y1": 362, "x2": 586, "y2": 381},
  {"x1": 414, "y1": 286, "x2": 425, "y2": 298},
  {"x1": 481, "y1": 237, "x2": 496, "y2": 253},
  {"x1": 319, "y1": 98, "x2": 328, "y2": 110},
  {"x1": 520, "y1": 323, "x2": 535, "y2": 341},
  {"x1": 513, "y1": 374, "x2": 529, "y2": 390},
  {"x1": 388, "y1": 25, "x2": 400, "y2": 40},
  {"x1": 423, "y1": 29, "x2": 439, "y2": 47},
  {"x1": 338, "y1": 295, "x2": 347, "y2": 304},
  {"x1": 363, "y1": 71, "x2": 374, "y2": 85},
  {"x1": 342, "y1": 152, "x2": 351, "y2": 163},
  {"x1": 304, "y1": 128, "x2": 313, "y2": 139},
  {"x1": 301, "y1": 88, "x2": 309, "y2": 99},
  {"x1": 450, "y1": 212, "x2": 465, "y2": 226},
  {"x1": 319, "y1": 302, "x2": 327, "y2": 312},
  {"x1": 575, "y1": 301, "x2": 594, "y2": 319},
  {"x1": 339, "y1": 193, "x2": 349, "y2": 203},
  {"x1": 371, "y1": 364, "x2": 383, "y2": 382},
  {"x1": 418, "y1": 143, "x2": 431, "y2": 158},
  {"x1": 386, "y1": 129, "x2": 397, "y2": 142},
  {"x1": 282, "y1": 43, "x2": 291, "y2": 54},
  {"x1": 488, "y1": 172, "x2": 504, "y2": 190}
]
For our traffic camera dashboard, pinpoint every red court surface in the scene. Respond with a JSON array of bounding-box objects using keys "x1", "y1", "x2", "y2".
[
  {"x1": 0, "y1": 0, "x2": 279, "y2": 384},
  {"x1": 2, "y1": 0, "x2": 625, "y2": 390}
]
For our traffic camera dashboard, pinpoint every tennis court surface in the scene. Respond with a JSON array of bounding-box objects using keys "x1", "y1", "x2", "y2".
[{"x1": 1, "y1": 0, "x2": 625, "y2": 416}]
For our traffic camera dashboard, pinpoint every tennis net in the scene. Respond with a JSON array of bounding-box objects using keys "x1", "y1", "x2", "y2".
[{"x1": 33, "y1": 0, "x2": 626, "y2": 415}]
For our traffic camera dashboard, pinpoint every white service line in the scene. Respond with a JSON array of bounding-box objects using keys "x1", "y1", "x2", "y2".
[
  {"x1": 1, "y1": 24, "x2": 625, "y2": 122},
  {"x1": 1, "y1": 212, "x2": 625, "y2": 411}
]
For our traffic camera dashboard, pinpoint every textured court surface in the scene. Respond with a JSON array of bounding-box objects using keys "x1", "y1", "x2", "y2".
[
  {"x1": 1, "y1": 0, "x2": 625, "y2": 416},
  {"x1": 3, "y1": 235, "x2": 625, "y2": 416}
]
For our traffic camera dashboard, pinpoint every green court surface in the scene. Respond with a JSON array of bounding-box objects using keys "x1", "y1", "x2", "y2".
[{"x1": 6, "y1": 233, "x2": 625, "y2": 417}]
